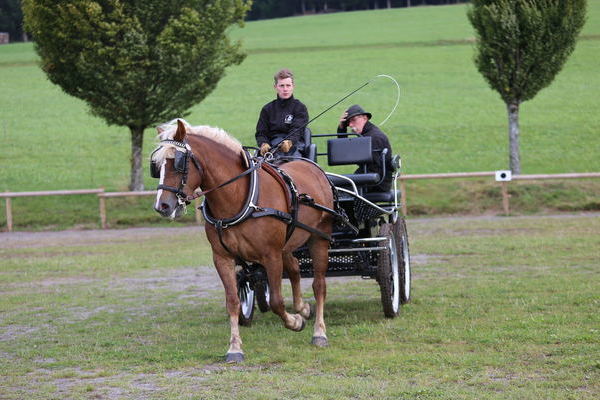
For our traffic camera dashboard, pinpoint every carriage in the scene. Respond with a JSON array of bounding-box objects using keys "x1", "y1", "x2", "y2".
[
  {"x1": 152, "y1": 120, "x2": 411, "y2": 361},
  {"x1": 235, "y1": 130, "x2": 411, "y2": 325}
]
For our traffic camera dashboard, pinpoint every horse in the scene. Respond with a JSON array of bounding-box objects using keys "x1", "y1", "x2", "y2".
[{"x1": 151, "y1": 119, "x2": 334, "y2": 362}]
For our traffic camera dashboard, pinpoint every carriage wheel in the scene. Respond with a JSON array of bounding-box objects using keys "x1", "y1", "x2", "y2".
[
  {"x1": 255, "y1": 278, "x2": 270, "y2": 313},
  {"x1": 236, "y1": 271, "x2": 255, "y2": 326},
  {"x1": 393, "y1": 217, "x2": 411, "y2": 304},
  {"x1": 377, "y1": 223, "x2": 401, "y2": 318}
]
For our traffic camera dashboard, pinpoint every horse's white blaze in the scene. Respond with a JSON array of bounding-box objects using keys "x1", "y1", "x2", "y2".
[{"x1": 154, "y1": 160, "x2": 167, "y2": 210}]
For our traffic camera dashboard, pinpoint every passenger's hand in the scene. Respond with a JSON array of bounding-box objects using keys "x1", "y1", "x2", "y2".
[
  {"x1": 280, "y1": 140, "x2": 292, "y2": 153},
  {"x1": 260, "y1": 143, "x2": 271, "y2": 156},
  {"x1": 339, "y1": 111, "x2": 348, "y2": 129}
]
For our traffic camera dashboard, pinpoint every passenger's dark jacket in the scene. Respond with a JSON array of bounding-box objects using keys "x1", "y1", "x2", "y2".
[
  {"x1": 338, "y1": 121, "x2": 394, "y2": 192},
  {"x1": 255, "y1": 96, "x2": 308, "y2": 149}
]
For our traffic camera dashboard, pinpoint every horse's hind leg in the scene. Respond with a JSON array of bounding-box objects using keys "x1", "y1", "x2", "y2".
[
  {"x1": 309, "y1": 238, "x2": 330, "y2": 347},
  {"x1": 283, "y1": 252, "x2": 312, "y2": 320},
  {"x1": 213, "y1": 254, "x2": 244, "y2": 363},
  {"x1": 264, "y1": 255, "x2": 306, "y2": 332}
]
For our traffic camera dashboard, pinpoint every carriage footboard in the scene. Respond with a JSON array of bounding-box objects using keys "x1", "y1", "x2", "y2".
[{"x1": 292, "y1": 236, "x2": 388, "y2": 278}]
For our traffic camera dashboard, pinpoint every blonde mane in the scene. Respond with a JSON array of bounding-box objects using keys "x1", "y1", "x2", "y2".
[{"x1": 152, "y1": 119, "x2": 243, "y2": 164}]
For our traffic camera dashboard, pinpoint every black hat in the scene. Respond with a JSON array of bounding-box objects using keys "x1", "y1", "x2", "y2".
[{"x1": 345, "y1": 104, "x2": 372, "y2": 120}]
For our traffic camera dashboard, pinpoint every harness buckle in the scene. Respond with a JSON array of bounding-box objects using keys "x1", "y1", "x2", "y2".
[{"x1": 248, "y1": 202, "x2": 264, "y2": 212}]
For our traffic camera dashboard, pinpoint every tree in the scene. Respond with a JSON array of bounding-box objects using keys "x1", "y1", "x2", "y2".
[
  {"x1": 468, "y1": 0, "x2": 586, "y2": 174},
  {"x1": 23, "y1": 0, "x2": 251, "y2": 190}
]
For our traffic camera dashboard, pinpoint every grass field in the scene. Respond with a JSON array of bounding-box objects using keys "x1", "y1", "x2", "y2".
[
  {"x1": 1, "y1": 214, "x2": 598, "y2": 399},
  {"x1": 0, "y1": 3, "x2": 599, "y2": 229}
]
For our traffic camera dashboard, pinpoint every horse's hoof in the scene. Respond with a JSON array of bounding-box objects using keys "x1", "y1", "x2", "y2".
[
  {"x1": 225, "y1": 352, "x2": 244, "y2": 363},
  {"x1": 299, "y1": 303, "x2": 313, "y2": 320},
  {"x1": 304, "y1": 303, "x2": 315, "y2": 320},
  {"x1": 295, "y1": 315, "x2": 306, "y2": 332},
  {"x1": 311, "y1": 336, "x2": 329, "y2": 347}
]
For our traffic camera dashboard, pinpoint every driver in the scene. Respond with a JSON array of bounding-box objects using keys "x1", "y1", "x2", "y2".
[
  {"x1": 255, "y1": 69, "x2": 308, "y2": 158},
  {"x1": 337, "y1": 104, "x2": 394, "y2": 192}
]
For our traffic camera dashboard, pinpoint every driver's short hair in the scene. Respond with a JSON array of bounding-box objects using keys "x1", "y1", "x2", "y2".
[{"x1": 274, "y1": 68, "x2": 294, "y2": 84}]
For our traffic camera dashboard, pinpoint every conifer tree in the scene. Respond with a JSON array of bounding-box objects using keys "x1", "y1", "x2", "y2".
[{"x1": 468, "y1": 0, "x2": 586, "y2": 174}]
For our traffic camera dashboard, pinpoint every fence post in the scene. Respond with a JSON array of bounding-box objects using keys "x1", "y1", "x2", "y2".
[
  {"x1": 194, "y1": 197, "x2": 202, "y2": 224},
  {"x1": 400, "y1": 180, "x2": 408, "y2": 216},
  {"x1": 5, "y1": 195, "x2": 12, "y2": 232},
  {"x1": 98, "y1": 188, "x2": 106, "y2": 229},
  {"x1": 501, "y1": 181, "x2": 510, "y2": 215}
]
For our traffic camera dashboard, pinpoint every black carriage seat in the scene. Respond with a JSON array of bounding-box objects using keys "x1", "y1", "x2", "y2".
[
  {"x1": 327, "y1": 136, "x2": 400, "y2": 203},
  {"x1": 300, "y1": 127, "x2": 317, "y2": 161},
  {"x1": 363, "y1": 154, "x2": 401, "y2": 203},
  {"x1": 327, "y1": 137, "x2": 381, "y2": 186},
  {"x1": 326, "y1": 136, "x2": 381, "y2": 186}
]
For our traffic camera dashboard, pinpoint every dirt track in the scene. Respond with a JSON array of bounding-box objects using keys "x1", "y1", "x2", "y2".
[{"x1": 2, "y1": 213, "x2": 597, "y2": 250}]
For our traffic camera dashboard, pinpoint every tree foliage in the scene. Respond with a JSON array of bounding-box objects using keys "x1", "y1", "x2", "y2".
[
  {"x1": 468, "y1": 0, "x2": 586, "y2": 105},
  {"x1": 22, "y1": 0, "x2": 251, "y2": 190},
  {"x1": 467, "y1": 0, "x2": 586, "y2": 174}
]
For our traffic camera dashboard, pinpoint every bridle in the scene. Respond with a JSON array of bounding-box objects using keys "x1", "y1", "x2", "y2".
[
  {"x1": 151, "y1": 140, "x2": 264, "y2": 205},
  {"x1": 150, "y1": 139, "x2": 203, "y2": 205}
]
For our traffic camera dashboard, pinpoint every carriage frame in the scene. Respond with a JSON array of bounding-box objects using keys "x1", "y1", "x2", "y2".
[{"x1": 236, "y1": 131, "x2": 412, "y2": 323}]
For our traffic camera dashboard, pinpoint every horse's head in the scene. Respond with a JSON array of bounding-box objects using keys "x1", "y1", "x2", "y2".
[{"x1": 151, "y1": 119, "x2": 203, "y2": 219}]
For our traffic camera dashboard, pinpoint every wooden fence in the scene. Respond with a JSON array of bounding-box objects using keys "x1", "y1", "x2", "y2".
[
  {"x1": 397, "y1": 171, "x2": 600, "y2": 216},
  {"x1": 2, "y1": 172, "x2": 599, "y2": 232}
]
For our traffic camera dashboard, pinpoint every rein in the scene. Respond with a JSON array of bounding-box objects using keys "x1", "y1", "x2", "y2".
[{"x1": 186, "y1": 152, "x2": 263, "y2": 202}]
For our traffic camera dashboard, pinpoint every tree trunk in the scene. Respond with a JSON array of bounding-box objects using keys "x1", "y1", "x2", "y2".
[
  {"x1": 129, "y1": 126, "x2": 146, "y2": 191},
  {"x1": 507, "y1": 102, "x2": 521, "y2": 175}
]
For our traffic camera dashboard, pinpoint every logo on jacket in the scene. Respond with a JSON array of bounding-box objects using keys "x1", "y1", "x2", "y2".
[{"x1": 284, "y1": 114, "x2": 294, "y2": 124}]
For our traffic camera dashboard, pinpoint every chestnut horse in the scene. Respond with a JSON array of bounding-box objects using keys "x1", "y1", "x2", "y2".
[{"x1": 152, "y1": 119, "x2": 333, "y2": 362}]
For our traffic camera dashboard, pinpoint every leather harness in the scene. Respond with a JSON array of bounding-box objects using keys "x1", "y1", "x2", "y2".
[{"x1": 199, "y1": 150, "x2": 342, "y2": 258}]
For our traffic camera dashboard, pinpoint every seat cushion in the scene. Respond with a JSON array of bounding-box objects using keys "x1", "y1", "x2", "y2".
[
  {"x1": 328, "y1": 173, "x2": 380, "y2": 187},
  {"x1": 363, "y1": 190, "x2": 397, "y2": 203}
]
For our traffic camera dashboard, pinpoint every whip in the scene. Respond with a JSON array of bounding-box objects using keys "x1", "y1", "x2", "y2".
[{"x1": 269, "y1": 74, "x2": 401, "y2": 154}]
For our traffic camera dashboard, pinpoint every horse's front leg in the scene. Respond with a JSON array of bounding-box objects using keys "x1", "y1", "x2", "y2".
[
  {"x1": 264, "y1": 254, "x2": 306, "y2": 332},
  {"x1": 283, "y1": 251, "x2": 312, "y2": 320},
  {"x1": 213, "y1": 253, "x2": 244, "y2": 363},
  {"x1": 309, "y1": 238, "x2": 330, "y2": 347}
]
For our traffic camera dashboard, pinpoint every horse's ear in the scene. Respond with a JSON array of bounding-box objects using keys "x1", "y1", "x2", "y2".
[{"x1": 174, "y1": 119, "x2": 187, "y2": 142}]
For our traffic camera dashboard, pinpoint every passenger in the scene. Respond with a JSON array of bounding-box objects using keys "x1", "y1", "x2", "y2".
[
  {"x1": 337, "y1": 104, "x2": 394, "y2": 192},
  {"x1": 256, "y1": 68, "x2": 308, "y2": 158}
]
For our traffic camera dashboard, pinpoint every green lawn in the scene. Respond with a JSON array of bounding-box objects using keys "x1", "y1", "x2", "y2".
[{"x1": 0, "y1": 3, "x2": 599, "y2": 229}]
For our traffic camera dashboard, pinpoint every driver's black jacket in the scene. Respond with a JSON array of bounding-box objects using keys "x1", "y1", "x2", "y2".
[
  {"x1": 255, "y1": 95, "x2": 308, "y2": 148},
  {"x1": 337, "y1": 121, "x2": 394, "y2": 192}
]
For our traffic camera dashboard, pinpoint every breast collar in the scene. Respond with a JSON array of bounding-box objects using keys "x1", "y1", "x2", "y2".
[{"x1": 200, "y1": 149, "x2": 260, "y2": 229}]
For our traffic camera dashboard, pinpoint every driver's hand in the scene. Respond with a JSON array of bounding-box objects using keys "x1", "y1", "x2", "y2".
[
  {"x1": 280, "y1": 140, "x2": 292, "y2": 153},
  {"x1": 339, "y1": 111, "x2": 348, "y2": 129},
  {"x1": 260, "y1": 143, "x2": 271, "y2": 156}
]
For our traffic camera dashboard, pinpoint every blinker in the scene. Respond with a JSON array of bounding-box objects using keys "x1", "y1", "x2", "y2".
[
  {"x1": 174, "y1": 150, "x2": 189, "y2": 174},
  {"x1": 149, "y1": 147, "x2": 189, "y2": 179},
  {"x1": 150, "y1": 161, "x2": 161, "y2": 178},
  {"x1": 150, "y1": 147, "x2": 161, "y2": 178}
]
